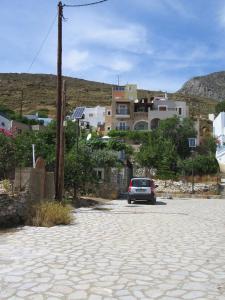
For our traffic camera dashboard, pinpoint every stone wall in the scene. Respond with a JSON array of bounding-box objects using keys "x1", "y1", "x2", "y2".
[
  {"x1": 155, "y1": 179, "x2": 219, "y2": 195},
  {"x1": 0, "y1": 193, "x2": 28, "y2": 228}
]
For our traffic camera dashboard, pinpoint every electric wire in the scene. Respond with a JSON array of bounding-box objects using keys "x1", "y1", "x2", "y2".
[
  {"x1": 64, "y1": 0, "x2": 108, "y2": 8},
  {"x1": 27, "y1": 13, "x2": 57, "y2": 72}
]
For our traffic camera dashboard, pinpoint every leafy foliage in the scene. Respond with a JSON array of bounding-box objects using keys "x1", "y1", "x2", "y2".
[
  {"x1": 179, "y1": 154, "x2": 218, "y2": 176},
  {"x1": 215, "y1": 100, "x2": 225, "y2": 116},
  {"x1": 0, "y1": 134, "x2": 16, "y2": 179}
]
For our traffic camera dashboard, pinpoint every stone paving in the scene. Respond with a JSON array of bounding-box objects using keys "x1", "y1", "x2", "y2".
[{"x1": 0, "y1": 198, "x2": 225, "y2": 300}]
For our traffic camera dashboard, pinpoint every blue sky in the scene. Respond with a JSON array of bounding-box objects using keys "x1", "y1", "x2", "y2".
[{"x1": 1, "y1": 0, "x2": 225, "y2": 92}]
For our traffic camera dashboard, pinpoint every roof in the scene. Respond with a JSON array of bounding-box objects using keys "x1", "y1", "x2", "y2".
[{"x1": 131, "y1": 177, "x2": 152, "y2": 180}]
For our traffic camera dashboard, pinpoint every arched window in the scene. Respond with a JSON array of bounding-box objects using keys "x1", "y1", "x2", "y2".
[
  {"x1": 134, "y1": 121, "x2": 148, "y2": 131},
  {"x1": 151, "y1": 118, "x2": 160, "y2": 130}
]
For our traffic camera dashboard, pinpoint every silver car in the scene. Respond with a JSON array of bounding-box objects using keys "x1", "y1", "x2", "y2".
[{"x1": 128, "y1": 177, "x2": 157, "y2": 205}]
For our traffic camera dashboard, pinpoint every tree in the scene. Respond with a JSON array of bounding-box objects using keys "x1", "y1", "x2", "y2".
[
  {"x1": 179, "y1": 154, "x2": 219, "y2": 176},
  {"x1": 156, "y1": 116, "x2": 196, "y2": 158},
  {"x1": 0, "y1": 134, "x2": 16, "y2": 179},
  {"x1": 215, "y1": 100, "x2": 225, "y2": 116},
  {"x1": 136, "y1": 134, "x2": 178, "y2": 180},
  {"x1": 64, "y1": 143, "x2": 96, "y2": 202}
]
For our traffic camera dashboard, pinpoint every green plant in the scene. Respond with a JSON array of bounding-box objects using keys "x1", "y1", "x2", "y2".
[
  {"x1": 2, "y1": 179, "x2": 11, "y2": 193},
  {"x1": 27, "y1": 201, "x2": 73, "y2": 227}
]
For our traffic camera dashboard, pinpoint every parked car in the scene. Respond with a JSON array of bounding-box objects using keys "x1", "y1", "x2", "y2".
[{"x1": 128, "y1": 177, "x2": 158, "y2": 205}]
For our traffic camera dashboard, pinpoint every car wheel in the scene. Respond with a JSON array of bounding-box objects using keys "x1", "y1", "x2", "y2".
[
  {"x1": 151, "y1": 197, "x2": 156, "y2": 205},
  {"x1": 128, "y1": 197, "x2": 131, "y2": 204}
]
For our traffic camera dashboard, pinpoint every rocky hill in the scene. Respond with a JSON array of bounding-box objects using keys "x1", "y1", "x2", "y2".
[
  {"x1": 178, "y1": 71, "x2": 225, "y2": 102},
  {"x1": 0, "y1": 73, "x2": 218, "y2": 118}
]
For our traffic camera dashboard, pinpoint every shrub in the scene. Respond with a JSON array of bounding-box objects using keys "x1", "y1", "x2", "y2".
[
  {"x1": 28, "y1": 201, "x2": 73, "y2": 227},
  {"x1": 2, "y1": 179, "x2": 11, "y2": 193}
]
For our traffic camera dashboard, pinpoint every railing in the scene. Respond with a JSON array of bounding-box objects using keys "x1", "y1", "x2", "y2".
[
  {"x1": 134, "y1": 111, "x2": 148, "y2": 116},
  {"x1": 116, "y1": 126, "x2": 130, "y2": 130},
  {"x1": 116, "y1": 110, "x2": 130, "y2": 115}
]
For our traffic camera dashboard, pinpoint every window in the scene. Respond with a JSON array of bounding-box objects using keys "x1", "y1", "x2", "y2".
[
  {"x1": 95, "y1": 168, "x2": 104, "y2": 181},
  {"x1": 158, "y1": 106, "x2": 167, "y2": 111},
  {"x1": 107, "y1": 110, "x2": 111, "y2": 116},
  {"x1": 118, "y1": 122, "x2": 127, "y2": 130},
  {"x1": 107, "y1": 126, "x2": 111, "y2": 131},
  {"x1": 132, "y1": 179, "x2": 151, "y2": 187},
  {"x1": 134, "y1": 121, "x2": 148, "y2": 131},
  {"x1": 1, "y1": 122, "x2": 5, "y2": 127},
  {"x1": 89, "y1": 113, "x2": 93, "y2": 117},
  {"x1": 118, "y1": 104, "x2": 128, "y2": 115},
  {"x1": 178, "y1": 107, "x2": 182, "y2": 115}
]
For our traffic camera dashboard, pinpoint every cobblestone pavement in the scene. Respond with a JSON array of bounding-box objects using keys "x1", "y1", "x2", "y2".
[{"x1": 1, "y1": 198, "x2": 225, "y2": 300}]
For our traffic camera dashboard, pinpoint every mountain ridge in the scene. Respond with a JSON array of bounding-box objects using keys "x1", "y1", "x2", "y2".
[
  {"x1": 0, "y1": 73, "x2": 218, "y2": 118},
  {"x1": 178, "y1": 71, "x2": 225, "y2": 102}
]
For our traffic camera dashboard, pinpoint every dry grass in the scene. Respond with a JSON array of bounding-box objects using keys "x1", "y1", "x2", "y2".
[{"x1": 28, "y1": 201, "x2": 73, "y2": 227}]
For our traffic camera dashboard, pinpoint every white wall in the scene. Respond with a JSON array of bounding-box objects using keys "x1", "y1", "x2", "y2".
[
  {"x1": 83, "y1": 106, "x2": 106, "y2": 128},
  {"x1": 0, "y1": 115, "x2": 12, "y2": 131},
  {"x1": 175, "y1": 101, "x2": 188, "y2": 117},
  {"x1": 213, "y1": 112, "x2": 225, "y2": 145}
]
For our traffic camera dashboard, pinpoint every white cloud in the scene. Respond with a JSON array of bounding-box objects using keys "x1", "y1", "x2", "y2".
[
  {"x1": 98, "y1": 54, "x2": 136, "y2": 72},
  {"x1": 163, "y1": 0, "x2": 195, "y2": 19},
  {"x1": 63, "y1": 49, "x2": 90, "y2": 71},
  {"x1": 63, "y1": 11, "x2": 151, "y2": 54},
  {"x1": 218, "y1": 4, "x2": 225, "y2": 28},
  {"x1": 131, "y1": 0, "x2": 195, "y2": 19}
]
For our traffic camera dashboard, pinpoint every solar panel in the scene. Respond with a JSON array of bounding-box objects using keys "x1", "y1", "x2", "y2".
[{"x1": 73, "y1": 107, "x2": 85, "y2": 120}]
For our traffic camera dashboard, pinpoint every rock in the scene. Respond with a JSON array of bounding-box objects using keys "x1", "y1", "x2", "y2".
[{"x1": 178, "y1": 71, "x2": 225, "y2": 101}]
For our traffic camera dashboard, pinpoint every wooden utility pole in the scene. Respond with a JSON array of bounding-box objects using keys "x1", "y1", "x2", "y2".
[
  {"x1": 58, "y1": 80, "x2": 66, "y2": 200},
  {"x1": 20, "y1": 90, "x2": 23, "y2": 118},
  {"x1": 55, "y1": 1, "x2": 63, "y2": 200}
]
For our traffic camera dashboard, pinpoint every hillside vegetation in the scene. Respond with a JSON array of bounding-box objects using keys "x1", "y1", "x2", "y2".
[{"x1": 0, "y1": 73, "x2": 217, "y2": 118}]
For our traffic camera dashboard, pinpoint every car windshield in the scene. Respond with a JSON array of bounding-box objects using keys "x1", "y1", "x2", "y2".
[{"x1": 132, "y1": 179, "x2": 151, "y2": 187}]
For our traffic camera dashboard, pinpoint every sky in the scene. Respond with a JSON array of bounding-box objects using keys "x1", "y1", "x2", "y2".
[{"x1": 1, "y1": 0, "x2": 225, "y2": 92}]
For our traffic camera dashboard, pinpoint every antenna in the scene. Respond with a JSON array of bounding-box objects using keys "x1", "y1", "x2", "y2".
[{"x1": 117, "y1": 75, "x2": 120, "y2": 86}]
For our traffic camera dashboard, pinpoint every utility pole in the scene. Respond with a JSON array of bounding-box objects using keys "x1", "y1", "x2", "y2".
[
  {"x1": 55, "y1": 0, "x2": 108, "y2": 200},
  {"x1": 20, "y1": 90, "x2": 23, "y2": 118},
  {"x1": 76, "y1": 119, "x2": 79, "y2": 152},
  {"x1": 191, "y1": 150, "x2": 194, "y2": 194},
  {"x1": 58, "y1": 80, "x2": 66, "y2": 200},
  {"x1": 55, "y1": 1, "x2": 63, "y2": 200}
]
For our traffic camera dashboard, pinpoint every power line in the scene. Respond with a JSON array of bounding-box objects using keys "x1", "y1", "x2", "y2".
[
  {"x1": 27, "y1": 13, "x2": 57, "y2": 73},
  {"x1": 64, "y1": 0, "x2": 109, "y2": 8}
]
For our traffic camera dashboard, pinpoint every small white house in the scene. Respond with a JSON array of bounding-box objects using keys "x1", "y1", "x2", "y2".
[
  {"x1": 71, "y1": 106, "x2": 106, "y2": 128},
  {"x1": 0, "y1": 113, "x2": 12, "y2": 131},
  {"x1": 24, "y1": 113, "x2": 53, "y2": 126},
  {"x1": 213, "y1": 112, "x2": 225, "y2": 173}
]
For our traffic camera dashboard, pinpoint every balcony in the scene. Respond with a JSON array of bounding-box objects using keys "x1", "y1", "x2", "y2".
[
  {"x1": 134, "y1": 111, "x2": 148, "y2": 118},
  {"x1": 115, "y1": 109, "x2": 130, "y2": 118},
  {"x1": 116, "y1": 125, "x2": 130, "y2": 131}
]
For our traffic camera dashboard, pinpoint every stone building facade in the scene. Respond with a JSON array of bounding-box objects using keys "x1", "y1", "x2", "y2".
[{"x1": 105, "y1": 84, "x2": 189, "y2": 133}]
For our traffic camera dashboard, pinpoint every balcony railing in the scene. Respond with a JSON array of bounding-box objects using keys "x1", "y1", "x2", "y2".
[
  {"x1": 116, "y1": 109, "x2": 130, "y2": 115},
  {"x1": 134, "y1": 111, "x2": 148, "y2": 116},
  {"x1": 116, "y1": 126, "x2": 130, "y2": 131}
]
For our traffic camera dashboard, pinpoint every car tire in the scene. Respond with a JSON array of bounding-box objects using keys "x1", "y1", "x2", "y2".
[
  {"x1": 128, "y1": 197, "x2": 131, "y2": 204},
  {"x1": 151, "y1": 197, "x2": 156, "y2": 205}
]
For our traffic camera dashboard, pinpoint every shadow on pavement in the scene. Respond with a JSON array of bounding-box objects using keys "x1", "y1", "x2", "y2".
[{"x1": 125, "y1": 201, "x2": 167, "y2": 206}]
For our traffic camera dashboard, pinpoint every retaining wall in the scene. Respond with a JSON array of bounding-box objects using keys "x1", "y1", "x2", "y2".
[{"x1": 0, "y1": 193, "x2": 28, "y2": 228}]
